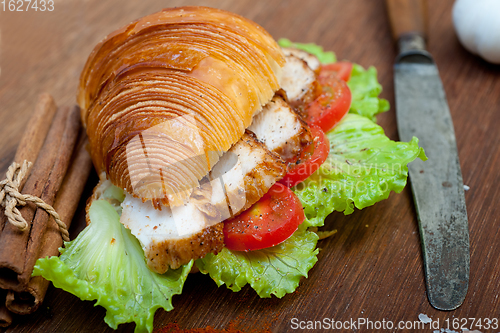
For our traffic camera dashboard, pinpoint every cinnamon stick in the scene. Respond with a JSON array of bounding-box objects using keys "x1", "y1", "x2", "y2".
[
  {"x1": 0, "y1": 105, "x2": 79, "y2": 291},
  {"x1": 0, "y1": 290, "x2": 13, "y2": 328},
  {"x1": 0, "y1": 94, "x2": 57, "y2": 235},
  {"x1": 19, "y1": 106, "x2": 81, "y2": 286},
  {"x1": 6, "y1": 134, "x2": 93, "y2": 314},
  {"x1": 13, "y1": 94, "x2": 58, "y2": 179}
]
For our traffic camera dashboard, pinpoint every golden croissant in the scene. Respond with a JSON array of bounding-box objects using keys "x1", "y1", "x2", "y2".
[{"x1": 78, "y1": 6, "x2": 285, "y2": 204}]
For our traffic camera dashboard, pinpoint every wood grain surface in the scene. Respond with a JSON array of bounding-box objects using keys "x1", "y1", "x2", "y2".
[{"x1": 1, "y1": 0, "x2": 499, "y2": 332}]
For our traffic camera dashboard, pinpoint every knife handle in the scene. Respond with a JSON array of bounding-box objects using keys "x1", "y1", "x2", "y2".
[{"x1": 386, "y1": 0, "x2": 428, "y2": 50}]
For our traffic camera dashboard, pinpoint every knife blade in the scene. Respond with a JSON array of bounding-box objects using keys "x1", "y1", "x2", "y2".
[{"x1": 386, "y1": 0, "x2": 470, "y2": 310}]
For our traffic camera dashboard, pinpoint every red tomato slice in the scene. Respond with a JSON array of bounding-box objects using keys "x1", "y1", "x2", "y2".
[
  {"x1": 318, "y1": 61, "x2": 353, "y2": 82},
  {"x1": 223, "y1": 183, "x2": 304, "y2": 252},
  {"x1": 279, "y1": 124, "x2": 329, "y2": 188},
  {"x1": 306, "y1": 73, "x2": 351, "y2": 133}
]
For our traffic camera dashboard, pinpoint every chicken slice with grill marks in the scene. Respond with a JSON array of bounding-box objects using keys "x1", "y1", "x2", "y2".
[
  {"x1": 282, "y1": 47, "x2": 321, "y2": 71},
  {"x1": 279, "y1": 53, "x2": 317, "y2": 111},
  {"x1": 208, "y1": 130, "x2": 287, "y2": 216},
  {"x1": 248, "y1": 93, "x2": 313, "y2": 162},
  {"x1": 119, "y1": 131, "x2": 287, "y2": 272},
  {"x1": 119, "y1": 193, "x2": 225, "y2": 273}
]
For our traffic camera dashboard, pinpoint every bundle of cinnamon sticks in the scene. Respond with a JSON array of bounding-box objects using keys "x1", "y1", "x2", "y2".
[{"x1": 0, "y1": 94, "x2": 93, "y2": 327}]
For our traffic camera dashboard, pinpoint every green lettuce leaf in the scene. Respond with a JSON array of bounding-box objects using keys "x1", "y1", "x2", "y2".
[
  {"x1": 293, "y1": 113, "x2": 427, "y2": 227},
  {"x1": 348, "y1": 64, "x2": 390, "y2": 121},
  {"x1": 33, "y1": 200, "x2": 192, "y2": 333},
  {"x1": 278, "y1": 38, "x2": 336, "y2": 63},
  {"x1": 196, "y1": 227, "x2": 318, "y2": 298},
  {"x1": 278, "y1": 39, "x2": 388, "y2": 121}
]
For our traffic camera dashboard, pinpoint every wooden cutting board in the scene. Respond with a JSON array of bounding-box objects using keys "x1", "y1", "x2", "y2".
[{"x1": 1, "y1": 0, "x2": 499, "y2": 332}]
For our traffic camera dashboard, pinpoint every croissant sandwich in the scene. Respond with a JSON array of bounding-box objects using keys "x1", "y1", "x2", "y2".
[
  {"x1": 33, "y1": 6, "x2": 425, "y2": 333},
  {"x1": 78, "y1": 6, "x2": 318, "y2": 273}
]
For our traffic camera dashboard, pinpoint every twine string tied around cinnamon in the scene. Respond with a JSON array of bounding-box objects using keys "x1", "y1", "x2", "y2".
[{"x1": 0, "y1": 160, "x2": 69, "y2": 242}]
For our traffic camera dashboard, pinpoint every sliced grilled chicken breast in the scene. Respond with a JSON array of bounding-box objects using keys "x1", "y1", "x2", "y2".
[
  {"x1": 282, "y1": 47, "x2": 320, "y2": 71},
  {"x1": 120, "y1": 193, "x2": 224, "y2": 273},
  {"x1": 248, "y1": 94, "x2": 312, "y2": 161},
  {"x1": 279, "y1": 54, "x2": 317, "y2": 108},
  {"x1": 119, "y1": 131, "x2": 286, "y2": 272},
  {"x1": 209, "y1": 131, "x2": 287, "y2": 215}
]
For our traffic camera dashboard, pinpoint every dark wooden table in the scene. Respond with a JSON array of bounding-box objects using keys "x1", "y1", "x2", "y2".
[{"x1": 1, "y1": 0, "x2": 499, "y2": 332}]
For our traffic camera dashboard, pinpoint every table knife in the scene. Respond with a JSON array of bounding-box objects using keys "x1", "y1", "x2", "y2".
[{"x1": 385, "y1": 0, "x2": 470, "y2": 310}]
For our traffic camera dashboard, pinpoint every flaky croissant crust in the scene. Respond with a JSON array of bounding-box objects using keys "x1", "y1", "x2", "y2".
[{"x1": 78, "y1": 6, "x2": 285, "y2": 204}]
